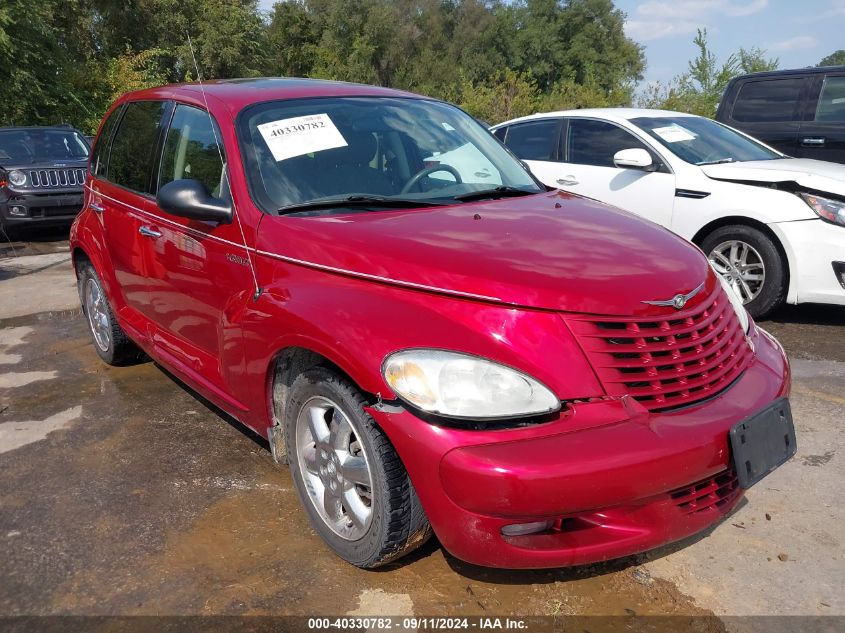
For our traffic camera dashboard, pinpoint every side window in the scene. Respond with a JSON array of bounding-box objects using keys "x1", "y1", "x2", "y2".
[
  {"x1": 566, "y1": 119, "x2": 650, "y2": 168},
  {"x1": 159, "y1": 104, "x2": 227, "y2": 199},
  {"x1": 815, "y1": 75, "x2": 845, "y2": 122},
  {"x1": 502, "y1": 120, "x2": 558, "y2": 161},
  {"x1": 90, "y1": 106, "x2": 122, "y2": 177},
  {"x1": 107, "y1": 101, "x2": 167, "y2": 194},
  {"x1": 731, "y1": 78, "x2": 805, "y2": 123}
]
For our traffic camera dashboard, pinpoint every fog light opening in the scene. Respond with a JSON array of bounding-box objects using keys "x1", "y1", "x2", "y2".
[
  {"x1": 500, "y1": 520, "x2": 554, "y2": 537},
  {"x1": 9, "y1": 206, "x2": 27, "y2": 217},
  {"x1": 833, "y1": 262, "x2": 845, "y2": 290}
]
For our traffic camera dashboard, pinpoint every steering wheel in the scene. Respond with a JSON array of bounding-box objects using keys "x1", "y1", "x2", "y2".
[{"x1": 400, "y1": 164, "x2": 463, "y2": 194}]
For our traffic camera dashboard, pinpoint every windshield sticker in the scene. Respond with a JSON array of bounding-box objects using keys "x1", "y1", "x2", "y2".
[
  {"x1": 257, "y1": 113, "x2": 347, "y2": 162},
  {"x1": 652, "y1": 124, "x2": 696, "y2": 143}
]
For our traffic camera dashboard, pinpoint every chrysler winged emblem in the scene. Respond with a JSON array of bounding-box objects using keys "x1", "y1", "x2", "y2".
[{"x1": 641, "y1": 282, "x2": 705, "y2": 310}]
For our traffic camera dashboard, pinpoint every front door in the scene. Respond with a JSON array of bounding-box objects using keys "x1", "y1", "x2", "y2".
[
  {"x1": 796, "y1": 73, "x2": 845, "y2": 164},
  {"x1": 539, "y1": 118, "x2": 676, "y2": 228},
  {"x1": 144, "y1": 103, "x2": 254, "y2": 399}
]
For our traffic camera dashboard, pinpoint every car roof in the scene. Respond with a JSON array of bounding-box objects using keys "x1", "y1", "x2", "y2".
[
  {"x1": 728, "y1": 65, "x2": 845, "y2": 82},
  {"x1": 115, "y1": 77, "x2": 425, "y2": 114},
  {"x1": 490, "y1": 108, "x2": 700, "y2": 128}
]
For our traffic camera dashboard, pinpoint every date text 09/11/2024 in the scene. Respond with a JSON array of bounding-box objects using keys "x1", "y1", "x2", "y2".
[{"x1": 307, "y1": 617, "x2": 528, "y2": 630}]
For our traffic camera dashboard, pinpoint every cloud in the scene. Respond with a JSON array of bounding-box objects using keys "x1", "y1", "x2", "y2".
[
  {"x1": 796, "y1": 1, "x2": 845, "y2": 22},
  {"x1": 769, "y1": 36, "x2": 819, "y2": 52},
  {"x1": 625, "y1": 20, "x2": 699, "y2": 42},
  {"x1": 625, "y1": 0, "x2": 769, "y2": 41}
]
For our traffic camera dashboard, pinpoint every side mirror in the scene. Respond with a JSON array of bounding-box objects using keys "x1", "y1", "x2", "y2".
[
  {"x1": 613, "y1": 148, "x2": 654, "y2": 170},
  {"x1": 157, "y1": 179, "x2": 232, "y2": 224}
]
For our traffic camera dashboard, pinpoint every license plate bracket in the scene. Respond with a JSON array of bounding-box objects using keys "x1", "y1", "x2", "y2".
[{"x1": 730, "y1": 397, "x2": 796, "y2": 489}]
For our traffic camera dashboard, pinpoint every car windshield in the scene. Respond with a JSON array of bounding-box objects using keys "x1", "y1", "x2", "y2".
[
  {"x1": 237, "y1": 96, "x2": 542, "y2": 212},
  {"x1": 0, "y1": 129, "x2": 89, "y2": 165},
  {"x1": 630, "y1": 116, "x2": 783, "y2": 165}
]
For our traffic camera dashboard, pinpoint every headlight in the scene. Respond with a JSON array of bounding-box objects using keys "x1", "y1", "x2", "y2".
[
  {"x1": 7, "y1": 170, "x2": 26, "y2": 187},
  {"x1": 382, "y1": 349, "x2": 560, "y2": 419},
  {"x1": 714, "y1": 269, "x2": 750, "y2": 333},
  {"x1": 799, "y1": 192, "x2": 845, "y2": 227}
]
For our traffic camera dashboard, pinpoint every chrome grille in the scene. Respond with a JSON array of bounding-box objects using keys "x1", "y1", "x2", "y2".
[
  {"x1": 28, "y1": 168, "x2": 86, "y2": 188},
  {"x1": 568, "y1": 286, "x2": 753, "y2": 411}
]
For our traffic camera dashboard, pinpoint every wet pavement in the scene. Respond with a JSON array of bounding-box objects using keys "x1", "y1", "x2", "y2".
[{"x1": 0, "y1": 233, "x2": 843, "y2": 625}]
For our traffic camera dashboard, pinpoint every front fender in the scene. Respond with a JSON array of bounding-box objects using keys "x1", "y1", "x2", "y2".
[{"x1": 238, "y1": 258, "x2": 603, "y2": 435}]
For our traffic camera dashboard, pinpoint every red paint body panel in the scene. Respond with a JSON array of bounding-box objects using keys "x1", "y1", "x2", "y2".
[{"x1": 69, "y1": 79, "x2": 791, "y2": 569}]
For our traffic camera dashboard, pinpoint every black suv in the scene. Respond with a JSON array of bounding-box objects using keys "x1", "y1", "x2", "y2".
[
  {"x1": 716, "y1": 66, "x2": 845, "y2": 164},
  {"x1": 0, "y1": 125, "x2": 90, "y2": 235}
]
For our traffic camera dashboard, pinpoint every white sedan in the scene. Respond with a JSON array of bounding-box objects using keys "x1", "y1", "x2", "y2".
[{"x1": 491, "y1": 109, "x2": 845, "y2": 318}]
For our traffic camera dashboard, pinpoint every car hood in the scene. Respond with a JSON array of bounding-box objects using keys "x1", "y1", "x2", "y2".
[
  {"x1": 700, "y1": 158, "x2": 845, "y2": 197},
  {"x1": 255, "y1": 191, "x2": 712, "y2": 316}
]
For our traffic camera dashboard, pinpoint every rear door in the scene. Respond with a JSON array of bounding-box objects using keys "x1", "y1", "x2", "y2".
[
  {"x1": 550, "y1": 118, "x2": 676, "y2": 227},
  {"x1": 796, "y1": 72, "x2": 845, "y2": 163},
  {"x1": 145, "y1": 103, "x2": 253, "y2": 398},
  {"x1": 95, "y1": 100, "x2": 170, "y2": 332},
  {"x1": 723, "y1": 76, "x2": 810, "y2": 155}
]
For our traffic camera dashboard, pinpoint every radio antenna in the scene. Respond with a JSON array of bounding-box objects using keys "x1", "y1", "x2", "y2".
[{"x1": 186, "y1": 33, "x2": 262, "y2": 300}]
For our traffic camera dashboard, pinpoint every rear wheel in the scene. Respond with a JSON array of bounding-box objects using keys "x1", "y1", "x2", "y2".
[
  {"x1": 78, "y1": 262, "x2": 143, "y2": 365},
  {"x1": 284, "y1": 367, "x2": 431, "y2": 568},
  {"x1": 701, "y1": 225, "x2": 786, "y2": 319}
]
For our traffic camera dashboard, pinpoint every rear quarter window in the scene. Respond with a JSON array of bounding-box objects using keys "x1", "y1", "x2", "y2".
[
  {"x1": 90, "y1": 106, "x2": 123, "y2": 177},
  {"x1": 731, "y1": 78, "x2": 805, "y2": 123}
]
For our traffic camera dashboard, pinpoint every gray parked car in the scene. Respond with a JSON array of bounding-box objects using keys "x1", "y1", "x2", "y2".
[{"x1": 0, "y1": 125, "x2": 90, "y2": 234}]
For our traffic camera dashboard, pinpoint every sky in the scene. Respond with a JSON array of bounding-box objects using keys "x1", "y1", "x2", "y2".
[
  {"x1": 616, "y1": 0, "x2": 845, "y2": 84},
  {"x1": 257, "y1": 0, "x2": 845, "y2": 85}
]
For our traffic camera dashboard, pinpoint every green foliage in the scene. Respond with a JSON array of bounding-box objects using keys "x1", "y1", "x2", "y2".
[
  {"x1": 638, "y1": 29, "x2": 778, "y2": 117},
  {"x1": 458, "y1": 69, "x2": 540, "y2": 124},
  {"x1": 1, "y1": 0, "x2": 645, "y2": 132},
  {"x1": 819, "y1": 50, "x2": 845, "y2": 67}
]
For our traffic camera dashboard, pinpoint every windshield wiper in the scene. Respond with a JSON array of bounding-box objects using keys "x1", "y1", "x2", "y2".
[
  {"x1": 697, "y1": 158, "x2": 736, "y2": 165},
  {"x1": 453, "y1": 186, "x2": 537, "y2": 202},
  {"x1": 275, "y1": 195, "x2": 446, "y2": 215}
]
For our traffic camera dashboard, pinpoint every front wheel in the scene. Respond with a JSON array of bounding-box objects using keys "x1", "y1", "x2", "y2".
[
  {"x1": 284, "y1": 367, "x2": 431, "y2": 568},
  {"x1": 700, "y1": 225, "x2": 786, "y2": 319}
]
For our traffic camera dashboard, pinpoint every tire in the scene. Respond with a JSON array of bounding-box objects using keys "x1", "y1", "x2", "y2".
[
  {"x1": 284, "y1": 367, "x2": 431, "y2": 568},
  {"x1": 700, "y1": 225, "x2": 786, "y2": 319},
  {"x1": 77, "y1": 261, "x2": 143, "y2": 365}
]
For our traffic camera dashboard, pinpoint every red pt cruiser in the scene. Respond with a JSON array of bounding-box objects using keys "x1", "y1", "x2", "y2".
[{"x1": 71, "y1": 79, "x2": 795, "y2": 569}]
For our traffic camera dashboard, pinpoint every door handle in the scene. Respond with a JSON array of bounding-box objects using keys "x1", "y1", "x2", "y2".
[
  {"x1": 801, "y1": 137, "x2": 826, "y2": 146},
  {"x1": 557, "y1": 176, "x2": 579, "y2": 186},
  {"x1": 89, "y1": 202, "x2": 105, "y2": 214},
  {"x1": 139, "y1": 226, "x2": 162, "y2": 239}
]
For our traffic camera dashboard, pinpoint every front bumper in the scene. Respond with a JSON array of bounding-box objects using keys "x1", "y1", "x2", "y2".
[
  {"x1": 368, "y1": 326, "x2": 790, "y2": 568},
  {"x1": 775, "y1": 218, "x2": 845, "y2": 306},
  {"x1": 0, "y1": 190, "x2": 83, "y2": 227}
]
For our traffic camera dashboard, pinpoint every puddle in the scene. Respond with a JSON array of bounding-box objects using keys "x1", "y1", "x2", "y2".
[{"x1": 0, "y1": 405, "x2": 82, "y2": 454}]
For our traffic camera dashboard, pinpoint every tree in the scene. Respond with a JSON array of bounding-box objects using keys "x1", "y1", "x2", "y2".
[
  {"x1": 638, "y1": 29, "x2": 778, "y2": 117},
  {"x1": 819, "y1": 50, "x2": 845, "y2": 67},
  {"x1": 458, "y1": 69, "x2": 540, "y2": 124}
]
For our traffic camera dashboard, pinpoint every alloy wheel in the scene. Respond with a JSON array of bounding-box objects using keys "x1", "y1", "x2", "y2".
[
  {"x1": 85, "y1": 278, "x2": 111, "y2": 352},
  {"x1": 295, "y1": 396, "x2": 374, "y2": 540},
  {"x1": 708, "y1": 239, "x2": 766, "y2": 304}
]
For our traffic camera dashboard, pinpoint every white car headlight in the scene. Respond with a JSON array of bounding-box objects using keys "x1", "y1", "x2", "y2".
[
  {"x1": 382, "y1": 349, "x2": 559, "y2": 419},
  {"x1": 799, "y1": 192, "x2": 845, "y2": 227},
  {"x1": 7, "y1": 170, "x2": 26, "y2": 187},
  {"x1": 714, "y1": 270, "x2": 750, "y2": 333}
]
